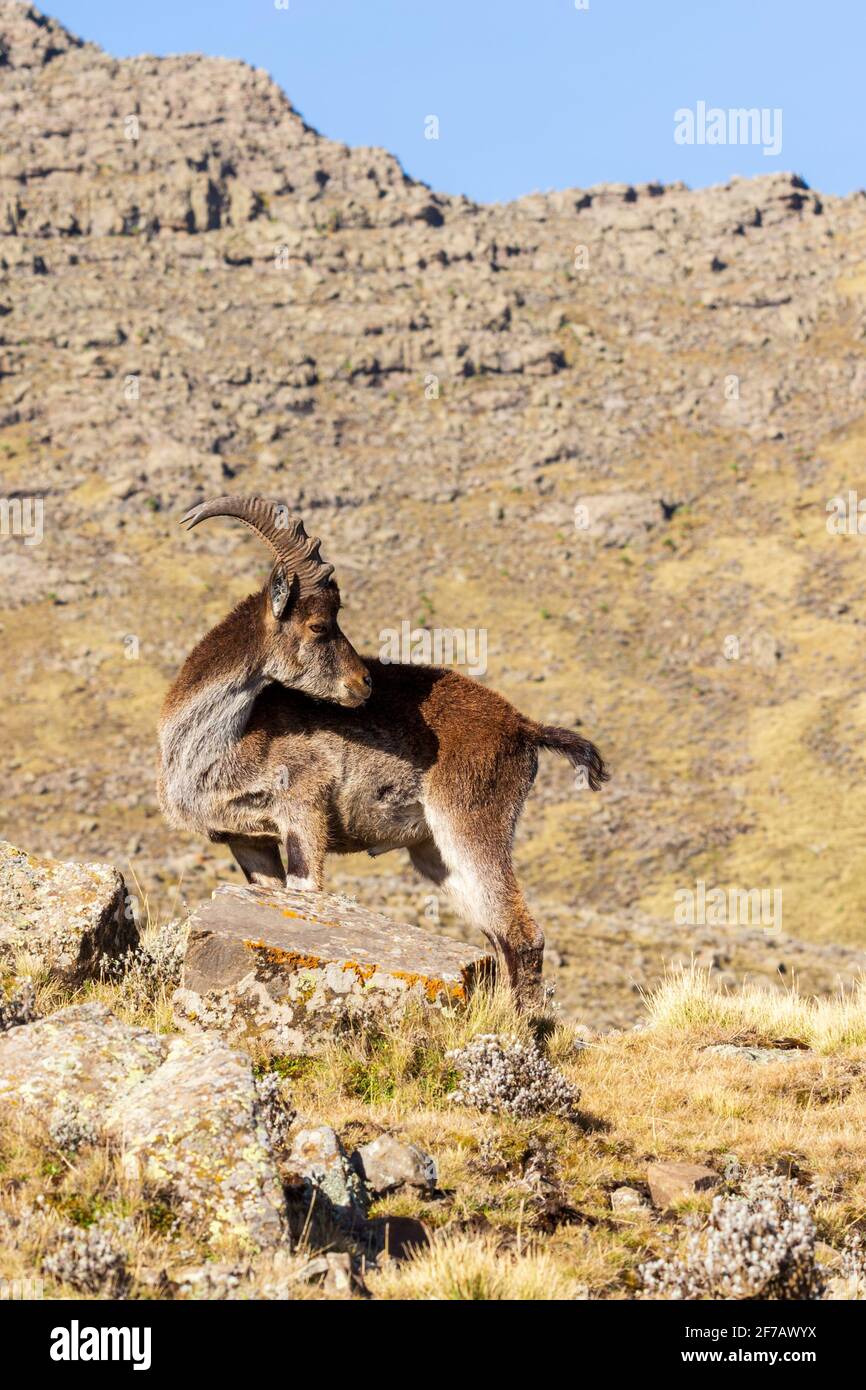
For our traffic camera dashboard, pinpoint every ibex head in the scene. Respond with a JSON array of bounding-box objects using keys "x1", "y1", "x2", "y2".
[{"x1": 181, "y1": 495, "x2": 372, "y2": 708}]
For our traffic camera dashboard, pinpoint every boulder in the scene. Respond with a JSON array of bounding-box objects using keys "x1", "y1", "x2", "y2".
[
  {"x1": 173, "y1": 884, "x2": 493, "y2": 1054},
  {"x1": 0, "y1": 1003, "x2": 287, "y2": 1251},
  {"x1": 647, "y1": 1160, "x2": 721, "y2": 1209},
  {"x1": 355, "y1": 1134, "x2": 437, "y2": 1195},
  {"x1": 104, "y1": 1034, "x2": 287, "y2": 1251},
  {"x1": 0, "y1": 1002, "x2": 167, "y2": 1125},
  {"x1": 0, "y1": 840, "x2": 136, "y2": 983}
]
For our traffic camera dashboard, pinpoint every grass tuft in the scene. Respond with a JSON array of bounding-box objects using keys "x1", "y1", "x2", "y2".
[
  {"x1": 646, "y1": 965, "x2": 866, "y2": 1052},
  {"x1": 368, "y1": 1229, "x2": 586, "y2": 1300}
]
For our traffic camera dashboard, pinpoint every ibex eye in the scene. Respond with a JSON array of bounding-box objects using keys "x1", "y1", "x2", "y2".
[{"x1": 309, "y1": 623, "x2": 328, "y2": 635}]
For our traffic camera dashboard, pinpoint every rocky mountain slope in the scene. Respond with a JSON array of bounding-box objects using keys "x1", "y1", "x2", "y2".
[{"x1": 3, "y1": 1, "x2": 866, "y2": 1024}]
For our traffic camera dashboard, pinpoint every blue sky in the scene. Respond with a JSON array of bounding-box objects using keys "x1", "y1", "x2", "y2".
[{"x1": 50, "y1": 0, "x2": 864, "y2": 203}]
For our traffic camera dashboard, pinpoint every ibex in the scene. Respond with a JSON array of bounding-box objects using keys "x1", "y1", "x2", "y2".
[{"x1": 157, "y1": 496, "x2": 608, "y2": 1008}]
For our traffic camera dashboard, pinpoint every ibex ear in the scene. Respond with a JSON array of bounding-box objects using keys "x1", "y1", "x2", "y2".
[{"x1": 269, "y1": 563, "x2": 295, "y2": 620}]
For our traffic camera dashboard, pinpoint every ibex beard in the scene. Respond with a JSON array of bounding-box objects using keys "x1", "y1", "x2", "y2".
[{"x1": 157, "y1": 495, "x2": 609, "y2": 1011}]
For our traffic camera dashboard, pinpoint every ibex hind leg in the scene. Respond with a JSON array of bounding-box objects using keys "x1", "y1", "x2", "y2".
[
  {"x1": 226, "y1": 836, "x2": 286, "y2": 888},
  {"x1": 422, "y1": 803, "x2": 545, "y2": 1013}
]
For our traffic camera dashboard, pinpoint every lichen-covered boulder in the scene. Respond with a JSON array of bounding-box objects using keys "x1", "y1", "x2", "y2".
[
  {"x1": 287, "y1": 1124, "x2": 368, "y2": 1223},
  {"x1": 103, "y1": 1034, "x2": 287, "y2": 1251},
  {"x1": 0, "y1": 1002, "x2": 167, "y2": 1125},
  {"x1": 0, "y1": 1003, "x2": 287, "y2": 1251},
  {"x1": 173, "y1": 883, "x2": 493, "y2": 1054},
  {"x1": 0, "y1": 841, "x2": 137, "y2": 983}
]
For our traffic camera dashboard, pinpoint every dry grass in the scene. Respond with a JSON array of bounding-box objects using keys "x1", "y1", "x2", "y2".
[
  {"x1": 2, "y1": 967, "x2": 866, "y2": 1298},
  {"x1": 646, "y1": 965, "x2": 866, "y2": 1052},
  {"x1": 0, "y1": 1113, "x2": 191, "y2": 1297},
  {"x1": 367, "y1": 1230, "x2": 586, "y2": 1300}
]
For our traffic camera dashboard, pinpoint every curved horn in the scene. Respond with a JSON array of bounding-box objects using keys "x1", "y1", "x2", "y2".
[{"x1": 180, "y1": 495, "x2": 335, "y2": 595}]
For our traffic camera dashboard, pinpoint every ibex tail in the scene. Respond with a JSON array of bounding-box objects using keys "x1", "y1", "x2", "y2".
[{"x1": 523, "y1": 720, "x2": 609, "y2": 792}]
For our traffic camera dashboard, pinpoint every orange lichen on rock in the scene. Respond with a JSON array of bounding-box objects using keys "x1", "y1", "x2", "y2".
[
  {"x1": 243, "y1": 940, "x2": 325, "y2": 973},
  {"x1": 391, "y1": 970, "x2": 465, "y2": 1003},
  {"x1": 341, "y1": 960, "x2": 377, "y2": 984}
]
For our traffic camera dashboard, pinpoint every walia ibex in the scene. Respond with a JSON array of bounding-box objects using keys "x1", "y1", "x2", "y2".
[{"x1": 158, "y1": 495, "x2": 608, "y2": 1008}]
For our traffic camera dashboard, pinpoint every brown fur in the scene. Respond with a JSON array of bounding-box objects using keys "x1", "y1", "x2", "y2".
[{"x1": 158, "y1": 551, "x2": 608, "y2": 1011}]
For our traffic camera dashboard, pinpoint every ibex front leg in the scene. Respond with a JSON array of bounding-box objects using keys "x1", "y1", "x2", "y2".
[
  {"x1": 273, "y1": 764, "x2": 330, "y2": 892},
  {"x1": 281, "y1": 805, "x2": 328, "y2": 892},
  {"x1": 281, "y1": 828, "x2": 325, "y2": 890}
]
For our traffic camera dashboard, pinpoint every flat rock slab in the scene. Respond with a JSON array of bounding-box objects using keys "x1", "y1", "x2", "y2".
[
  {"x1": 0, "y1": 840, "x2": 137, "y2": 983},
  {"x1": 174, "y1": 884, "x2": 494, "y2": 1053}
]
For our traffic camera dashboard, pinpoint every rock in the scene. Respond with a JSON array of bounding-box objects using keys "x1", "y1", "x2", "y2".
[
  {"x1": 0, "y1": 841, "x2": 136, "y2": 983},
  {"x1": 354, "y1": 1134, "x2": 437, "y2": 1195},
  {"x1": 291, "y1": 1250, "x2": 359, "y2": 1296},
  {"x1": 647, "y1": 1161, "x2": 721, "y2": 1209},
  {"x1": 290, "y1": 1123, "x2": 344, "y2": 1169},
  {"x1": 293, "y1": 1254, "x2": 330, "y2": 1284},
  {"x1": 323, "y1": 1251, "x2": 354, "y2": 1296},
  {"x1": 572, "y1": 492, "x2": 669, "y2": 547},
  {"x1": 288, "y1": 1125, "x2": 368, "y2": 1222},
  {"x1": 0, "y1": 1002, "x2": 167, "y2": 1126},
  {"x1": 0, "y1": 1003, "x2": 287, "y2": 1248},
  {"x1": 703, "y1": 1043, "x2": 806, "y2": 1065},
  {"x1": 165, "y1": 1261, "x2": 251, "y2": 1300},
  {"x1": 174, "y1": 884, "x2": 493, "y2": 1054},
  {"x1": 104, "y1": 1034, "x2": 287, "y2": 1251},
  {"x1": 610, "y1": 1185, "x2": 650, "y2": 1215},
  {"x1": 371, "y1": 1215, "x2": 432, "y2": 1261}
]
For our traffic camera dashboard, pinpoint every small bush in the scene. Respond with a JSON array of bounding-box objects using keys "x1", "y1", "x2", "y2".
[
  {"x1": 254, "y1": 1072, "x2": 295, "y2": 1156},
  {"x1": 101, "y1": 916, "x2": 188, "y2": 1014},
  {"x1": 447, "y1": 1034, "x2": 581, "y2": 1120},
  {"x1": 47, "y1": 1100, "x2": 98, "y2": 1155},
  {"x1": 0, "y1": 981, "x2": 37, "y2": 1033},
  {"x1": 43, "y1": 1222, "x2": 129, "y2": 1296},
  {"x1": 640, "y1": 1175, "x2": 821, "y2": 1300}
]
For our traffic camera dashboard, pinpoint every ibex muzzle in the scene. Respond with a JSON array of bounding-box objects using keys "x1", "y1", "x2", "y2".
[{"x1": 159, "y1": 493, "x2": 608, "y2": 1012}]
